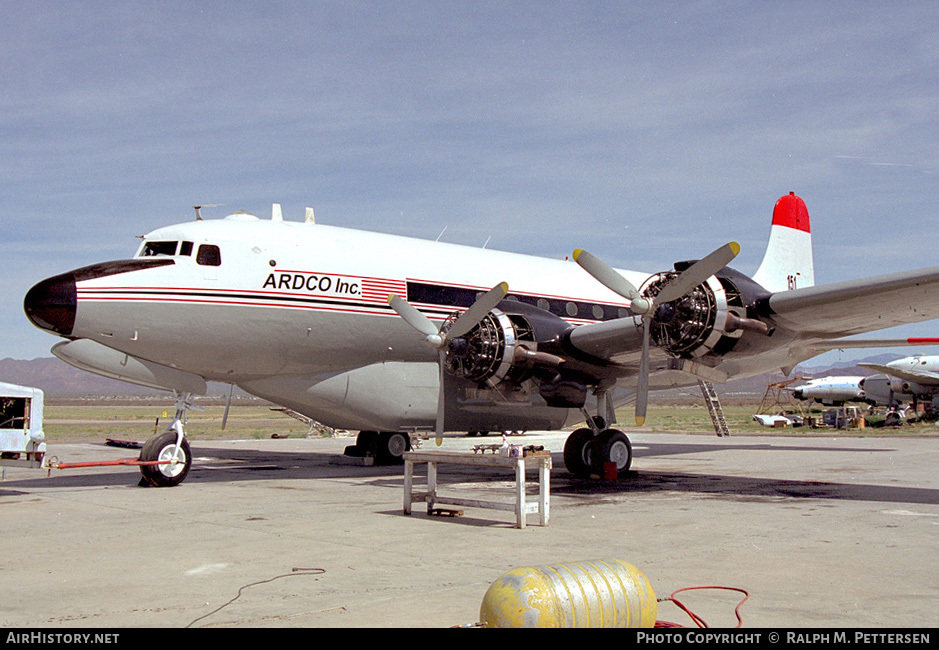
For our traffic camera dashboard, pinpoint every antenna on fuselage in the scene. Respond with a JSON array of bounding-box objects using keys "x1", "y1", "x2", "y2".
[
  {"x1": 193, "y1": 204, "x2": 223, "y2": 221},
  {"x1": 305, "y1": 207, "x2": 315, "y2": 224}
]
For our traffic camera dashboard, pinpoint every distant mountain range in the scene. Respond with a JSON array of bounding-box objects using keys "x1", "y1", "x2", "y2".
[
  {"x1": 0, "y1": 353, "x2": 909, "y2": 398},
  {"x1": 0, "y1": 357, "x2": 236, "y2": 397}
]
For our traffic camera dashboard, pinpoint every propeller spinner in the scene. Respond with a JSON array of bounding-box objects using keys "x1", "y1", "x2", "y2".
[
  {"x1": 573, "y1": 243, "x2": 740, "y2": 425},
  {"x1": 388, "y1": 282, "x2": 509, "y2": 445}
]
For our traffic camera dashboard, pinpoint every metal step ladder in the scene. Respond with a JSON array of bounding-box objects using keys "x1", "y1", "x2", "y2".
[{"x1": 699, "y1": 380, "x2": 730, "y2": 437}]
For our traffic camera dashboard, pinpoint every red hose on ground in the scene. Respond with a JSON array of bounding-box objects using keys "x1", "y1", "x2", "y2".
[{"x1": 655, "y1": 586, "x2": 750, "y2": 628}]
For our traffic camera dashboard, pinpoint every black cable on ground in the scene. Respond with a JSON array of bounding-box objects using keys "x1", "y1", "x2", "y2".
[{"x1": 186, "y1": 567, "x2": 327, "y2": 628}]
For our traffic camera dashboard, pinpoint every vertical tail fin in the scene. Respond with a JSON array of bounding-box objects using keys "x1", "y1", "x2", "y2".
[{"x1": 752, "y1": 192, "x2": 815, "y2": 292}]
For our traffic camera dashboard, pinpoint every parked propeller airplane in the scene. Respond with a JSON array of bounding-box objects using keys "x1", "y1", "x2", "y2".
[
  {"x1": 858, "y1": 355, "x2": 939, "y2": 409},
  {"x1": 23, "y1": 192, "x2": 939, "y2": 486},
  {"x1": 791, "y1": 355, "x2": 939, "y2": 409},
  {"x1": 791, "y1": 375, "x2": 894, "y2": 406}
]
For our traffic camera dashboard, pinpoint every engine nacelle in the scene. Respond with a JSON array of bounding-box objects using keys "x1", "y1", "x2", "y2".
[
  {"x1": 637, "y1": 263, "x2": 774, "y2": 362},
  {"x1": 890, "y1": 378, "x2": 927, "y2": 397},
  {"x1": 859, "y1": 374, "x2": 894, "y2": 404},
  {"x1": 440, "y1": 303, "x2": 572, "y2": 395},
  {"x1": 441, "y1": 308, "x2": 536, "y2": 386}
]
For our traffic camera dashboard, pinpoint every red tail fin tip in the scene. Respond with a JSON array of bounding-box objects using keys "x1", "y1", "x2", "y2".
[{"x1": 771, "y1": 192, "x2": 811, "y2": 233}]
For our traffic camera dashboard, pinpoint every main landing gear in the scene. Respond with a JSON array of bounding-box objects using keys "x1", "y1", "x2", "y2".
[
  {"x1": 344, "y1": 431, "x2": 412, "y2": 464},
  {"x1": 563, "y1": 417, "x2": 633, "y2": 479},
  {"x1": 138, "y1": 394, "x2": 194, "y2": 487}
]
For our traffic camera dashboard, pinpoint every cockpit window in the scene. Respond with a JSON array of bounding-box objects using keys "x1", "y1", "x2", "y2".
[
  {"x1": 179, "y1": 241, "x2": 193, "y2": 256},
  {"x1": 196, "y1": 244, "x2": 221, "y2": 266},
  {"x1": 142, "y1": 241, "x2": 178, "y2": 257}
]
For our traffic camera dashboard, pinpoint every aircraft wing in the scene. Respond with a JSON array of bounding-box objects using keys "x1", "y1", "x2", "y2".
[
  {"x1": 759, "y1": 265, "x2": 939, "y2": 339},
  {"x1": 567, "y1": 265, "x2": 939, "y2": 364},
  {"x1": 856, "y1": 363, "x2": 939, "y2": 386}
]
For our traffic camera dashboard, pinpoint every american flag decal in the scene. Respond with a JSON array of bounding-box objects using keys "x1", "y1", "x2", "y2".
[{"x1": 360, "y1": 277, "x2": 407, "y2": 303}]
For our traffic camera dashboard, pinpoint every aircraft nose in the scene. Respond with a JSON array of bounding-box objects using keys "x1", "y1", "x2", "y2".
[{"x1": 24, "y1": 272, "x2": 76, "y2": 336}]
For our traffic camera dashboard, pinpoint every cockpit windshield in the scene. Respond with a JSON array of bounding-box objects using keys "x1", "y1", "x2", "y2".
[
  {"x1": 141, "y1": 241, "x2": 178, "y2": 257},
  {"x1": 138, "y1": 239, "x2": 218, "y2": 265}
]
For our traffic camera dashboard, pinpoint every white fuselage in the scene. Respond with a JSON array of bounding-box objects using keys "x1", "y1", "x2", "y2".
[
  {"x1": 50, "y1": 213, "x2": 802, "y2": 431},
  {"x1": 77, "y1": 216, "x2": 636, "y2": 379}
]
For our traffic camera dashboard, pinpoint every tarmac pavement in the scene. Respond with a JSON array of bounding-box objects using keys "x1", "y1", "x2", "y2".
[{"x1": 0, "y1": 430, "x2": 936, "y2": 629}]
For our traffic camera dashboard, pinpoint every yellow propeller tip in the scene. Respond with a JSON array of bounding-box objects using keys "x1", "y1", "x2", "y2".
[
  {"x1": 435, "y1": 438, "x2": 443, "y2": 446},
  {"x1": 572, "y1": 248, "x2": 583, "y2": 260},
  {"x1": 498, "y1": 281, "x2": 509, "y2": 292},
  {"x1": 635, "y1": 417, "x2": 646, "y2": 426},
  {"x1": 729, "y1": 242, "x2": 741, "y2": 255},
  {"x1": 387, "y1": 293, "x2": 397, "y2": 303}
]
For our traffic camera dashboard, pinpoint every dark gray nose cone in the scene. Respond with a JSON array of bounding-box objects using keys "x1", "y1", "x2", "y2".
[{"x1": 24, "y1": 272, "x2": 76, "y2": 336}]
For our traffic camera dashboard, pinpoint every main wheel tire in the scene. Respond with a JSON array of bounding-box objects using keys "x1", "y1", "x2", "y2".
[
  {"x1": 356, "y1": 430, "x2": 379, "y2": 453},
  {"x1": 590, "y1": 429, "x2": 632, "y2": 478},
  {"x1": 563, "y1": 427, "x2": 596, "y2": 477},
  {"x1": 139, "y1": 431, "x2": 192, "y2": 487},
  {"x1": 376, "y1": 432, "x2": 410, "y2": 464}
]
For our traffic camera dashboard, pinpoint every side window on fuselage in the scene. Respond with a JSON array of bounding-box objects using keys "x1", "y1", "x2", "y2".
[{"x1": 196, "y1": 244, "x2": 221, "y2": 266}]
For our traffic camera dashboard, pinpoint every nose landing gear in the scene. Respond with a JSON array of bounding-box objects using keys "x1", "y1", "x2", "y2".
[{"x1": 138, "y1": 394, "x2": 195, "y2": 487}]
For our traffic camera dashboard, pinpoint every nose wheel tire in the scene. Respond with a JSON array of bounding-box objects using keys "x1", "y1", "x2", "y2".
[{"x1": 139, "y1": 431, "x2": 192, "y2": 487}]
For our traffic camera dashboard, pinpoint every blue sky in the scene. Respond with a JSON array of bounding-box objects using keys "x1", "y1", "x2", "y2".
[{"x1": 4, "y1": 1, "x2": 939, "y2": 365}]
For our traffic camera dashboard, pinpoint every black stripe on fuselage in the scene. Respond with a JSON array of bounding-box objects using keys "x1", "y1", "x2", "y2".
[
  {"x1": 79, "y1": 278, "x2": 630, "y2": 322},
  {"x1": 405, "y1": 281, "x2": 631, "y2": 322}
]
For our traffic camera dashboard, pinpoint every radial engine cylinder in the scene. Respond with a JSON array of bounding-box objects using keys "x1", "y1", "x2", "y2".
[{"x1": 479, "y1": 559, "x2": 657, "y2": 628}]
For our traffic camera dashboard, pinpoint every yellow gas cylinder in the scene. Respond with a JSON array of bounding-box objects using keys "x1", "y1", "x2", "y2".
[{"x1": 479, "y1": 559, "x2": 657, "y2": 628}]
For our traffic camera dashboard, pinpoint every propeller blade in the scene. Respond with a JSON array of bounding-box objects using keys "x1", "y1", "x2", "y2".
[
  {"x1": 391, "y1": 283, "x2": 508, "y2": 446},
  {"x1": 635, "y1": 319, "x2": 651, "y2": 426},
  {"x1": 654, "y1": 242, "x2": 740, "y2": 305},
  {"x1": 435, "y1": 349, "x2": 446, "y2": 446},
  {"x1": 572, "y1": 249, "x2": 651, "y2": 314},
  {"x1": 388, "y1": 294, "x2": 440, "y2": 339},
  {"x1": 446, "y1": 281, "x2": 509, "y2": 338}
]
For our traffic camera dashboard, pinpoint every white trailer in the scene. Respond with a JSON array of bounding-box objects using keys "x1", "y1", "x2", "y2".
[{"x1": 0, "y1": 381, "x2": 46, "y2": 469}]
